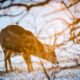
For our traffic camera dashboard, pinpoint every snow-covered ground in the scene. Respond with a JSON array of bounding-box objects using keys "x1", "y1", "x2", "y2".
[{"x1": 0, "y1": 50, "x2": 80, "y2": 80}]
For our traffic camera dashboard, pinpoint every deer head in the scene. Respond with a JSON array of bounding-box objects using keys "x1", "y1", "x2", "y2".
[{"x1": 42, "y1": 44, "x2": 57, "y2": 64}]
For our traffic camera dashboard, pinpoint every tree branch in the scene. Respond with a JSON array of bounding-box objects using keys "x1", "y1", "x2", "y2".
[{"x1": 0, "y1": 0, "x2": 52, "y2": 11}]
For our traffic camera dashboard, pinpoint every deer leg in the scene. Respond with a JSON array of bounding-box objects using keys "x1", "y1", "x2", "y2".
[
  {"x1": 4, "y1": 50, "x2": 8, "y2": 73},
  {"x1": 8, "y1": 58, "x2": 13, "y2": 71},
  {"x1": 7, "y1": 52, "x2": 13, "y2": 72},
  {"x1": 22, "y1": 53, "x2": 33, "y2": 72},
  {"x1": 27, "y1": 56, "x2": 33, "y2": 72}
]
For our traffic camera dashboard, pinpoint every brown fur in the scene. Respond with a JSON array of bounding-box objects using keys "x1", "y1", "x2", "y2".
[{"x1": 0, "y1": 25, "x2": 57, "y2": 72}]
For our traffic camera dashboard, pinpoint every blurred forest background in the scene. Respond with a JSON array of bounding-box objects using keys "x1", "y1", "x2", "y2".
[{"x1": 0, "y1": 0, "x2": 80, "y2": 80}]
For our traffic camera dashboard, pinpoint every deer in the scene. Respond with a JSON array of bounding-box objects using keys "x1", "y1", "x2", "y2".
[{"x1": 0, "y1": 25, "x2": 57, "y2": 72}]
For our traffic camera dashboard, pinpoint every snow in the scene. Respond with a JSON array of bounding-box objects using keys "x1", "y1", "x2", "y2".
[
  {"x1": 0, "y1": 50, "x2": 80, "y2": 80},
  {"x1": 0, "y1": 69, "x2": 80, "y2": 80}
]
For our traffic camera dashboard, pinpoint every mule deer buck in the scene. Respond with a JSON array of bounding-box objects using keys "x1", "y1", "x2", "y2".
[{"x1": 0, "y1": 25, "x2": 57, "y2": 72}]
